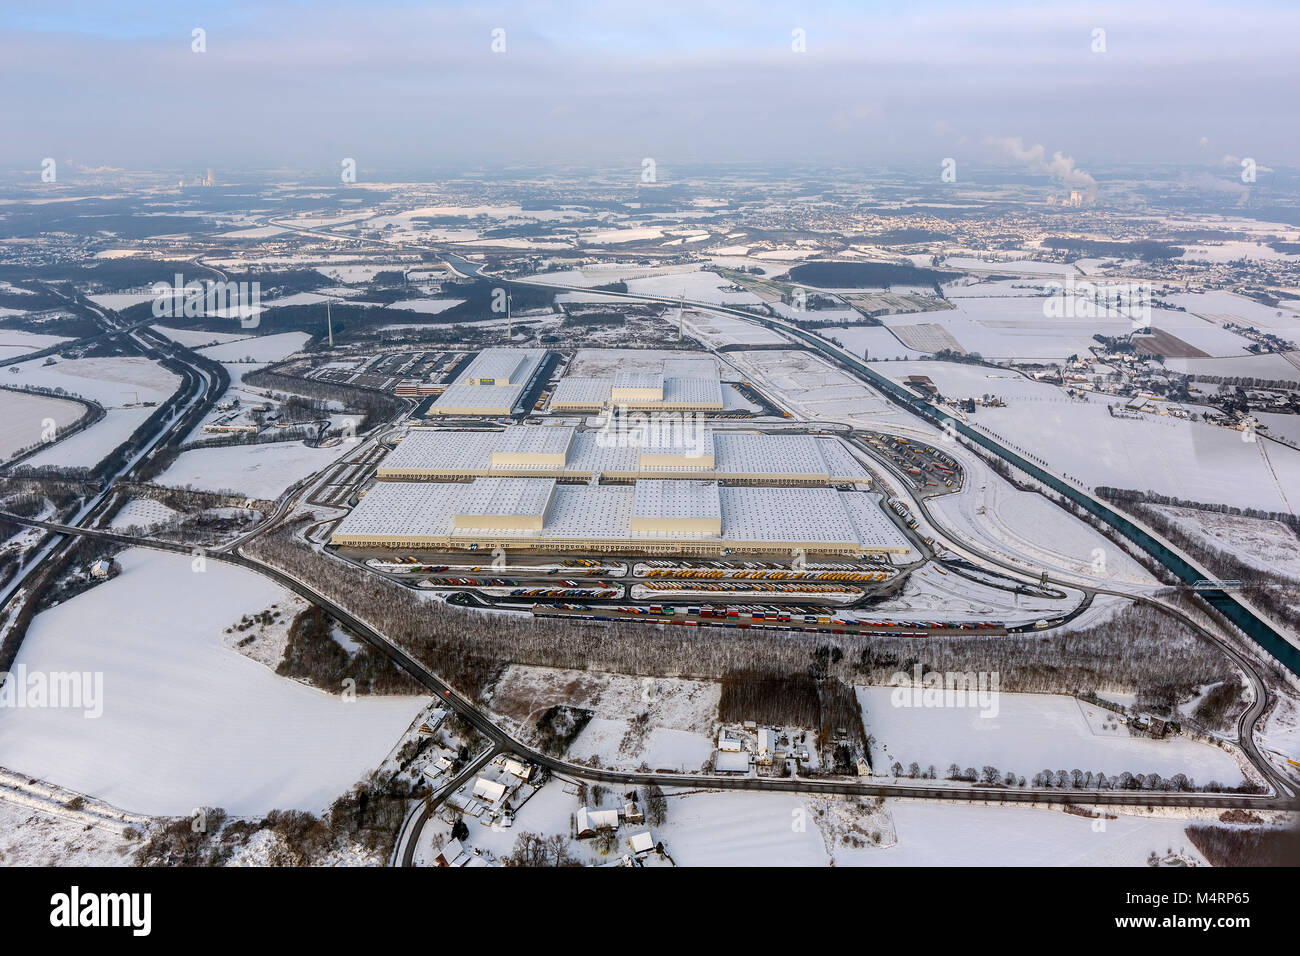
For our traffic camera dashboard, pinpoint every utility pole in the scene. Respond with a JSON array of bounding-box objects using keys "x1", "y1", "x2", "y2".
[
  {"x1": 677, "y1": 293, "x2": 684, "y2": 342},
  {"x1": 506, "y1": 292, "x2": 512, "y2": 342},
  {"x1": 326, "y1": 298, "x2": 333, "y2": 349}
]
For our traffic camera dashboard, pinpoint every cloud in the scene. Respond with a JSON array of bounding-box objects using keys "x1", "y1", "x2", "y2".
[{"x1": 989, "y1": 136, "x2": 1097, "y2": 197}]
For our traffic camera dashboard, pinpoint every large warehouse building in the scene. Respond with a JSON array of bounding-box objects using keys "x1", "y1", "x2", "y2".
[
  {"x1": 550, "y1": 363, "x2": 725, "y2": 412},
  {"x1": 426, "y1": 348, "x2": 546, "y2": 416},
  {"x1": 331, "y1": 477, "x2": 912, "y2": 557},
  {"x1": 377, "y1": 424, "x2": 869, "y2": 485}
]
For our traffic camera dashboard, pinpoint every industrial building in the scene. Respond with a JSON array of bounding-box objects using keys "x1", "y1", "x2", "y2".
[
  {"x1": 426, "y1": 348, "x2": 546, "y2": 416},
  {"x1": 330, "y1": 477, "x2": 911, "y2": 556},
  {"x1": 550, "y1": 361, "x2": 725, "y2": 412},
  {"x1": 376, "y1": 424, "x2": 870, "y2": 485}
]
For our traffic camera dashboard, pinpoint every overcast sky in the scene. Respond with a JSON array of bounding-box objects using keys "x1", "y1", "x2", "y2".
[{"x1": 4, "y1": 0, "x2": 1297, "y2": 178}]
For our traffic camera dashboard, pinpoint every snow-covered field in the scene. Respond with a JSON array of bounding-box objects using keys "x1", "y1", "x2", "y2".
[
  {"x1": 486, "y1": 664, "x2": 719, "y2": 773},
  {"x1": 153, "y1": 325, "x2": 253, "y2": 348},
  {"x1": 858, "y1": 687, "x2": 1245, "y2": 787},
  {"x1": 0, "y1": 390, "x2": 85, "y2": 462},
  {"x1": 86, "y1": 292, "x2": 156, "y2": 311},
  {"x1": 625, "y1": 270, "x2": 762, "y2": 306},
  {"x1": 0, "y1": 549, "x2": 426, "y2": 816},
  {"x1": 656, "y1": 791, "x2": 1205, "y2": 866},
  {"x1": 0, "y1": 797, "x2": 139, "y2": 866},
  {"x1": 22, "y1": 408, "x2": 155, "y2": 470},
  {"x1": 929, "y1": 450, "x2": 1157, "y2": 586},
  {"x1": 832, "y1": 801, "x2": 1206, "y2": 866},
  {"x1": 156, "y1": 440, "x2": 347, "y2": 498},
  {"x1": 564, "y1": 347, "x2": 723, "y2": 378},
  {"x1": 878, "y1": 360, "x2": 1300, "y2": 513},
  {"x1": 6, "y1": 355, "x2": 179, "y2": 406},
  {"x1": 727, "y1": 348, "x2": 911, "y2": 428},
  {"x1": 0, "y1": 330, "x2": 71, "y2": 362},
  {"x1": 875, "y1": 284, "x2": 1264, "y2": 362},
  {"x1": 681, "y1": 310, "x2": 789, "y2": 348},
  {"x1": 108, "y1": 497, "x2": 181, "y2": 531},
  {"x1": 197, "y1": 331, "x2": 311, "y2": 363},
  {"x1": 7, "y1": 356, "x2": 181, "y2": 470},
  {"x1": 567, "y1": 718, "x2": 713, "y2": 772},
  {"x1": 826, "y1": 324, "x2": 927, "y2": 361},
  {"x1": 387, "y1": 298, "x2": 465, "y2": 314},
  {"x1": 1151, "y1": 505, "x2": 1300, "y2": 579}
]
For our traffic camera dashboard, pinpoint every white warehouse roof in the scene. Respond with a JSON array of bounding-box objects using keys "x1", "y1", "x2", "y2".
[
  {"x1": 333, "y1": 479, "x2": 910, "y2": 554},
  {"x1": 457, "y1": 348, "x2": 545, "y2": 386},
  {"x1": 377, "y1": 426, "x2": 869, "y2": 484},
  {"x1": 633, "y1": 480, "x2": 721, "y2": 521},
  {"x1": 430, "y1": 382, "x2": 525, "y2": 414},
  {"x1": 456, "y1": 477, "x2": 556, "y2": 520}
]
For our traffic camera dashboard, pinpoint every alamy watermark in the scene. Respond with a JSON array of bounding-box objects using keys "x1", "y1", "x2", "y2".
[
  {"x1": 592, "y1": 408, "x2": 710, "y2": 457},
  {"x1": 152, "y1": 273, "x2": 262, "y2": 328},
  {"x1": 1042, "y1": 278, "x2": 1151, "y2": 327},
  {"x1": 0, "y1": 665, "x2": 103, "y2": 718},
  {"x1": 889, "y1": 665, "x2": 1000, "y2": 718}
]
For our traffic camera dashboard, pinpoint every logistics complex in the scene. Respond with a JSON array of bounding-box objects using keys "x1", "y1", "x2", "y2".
[{"x1": 332, "y1": 348, "x2": 916, "y2": 558}]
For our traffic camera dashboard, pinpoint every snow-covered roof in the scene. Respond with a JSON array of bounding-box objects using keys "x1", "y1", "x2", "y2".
[
  {"x1": 457, "y1": 347, "x2": 544, "y2": 386},
  {"x1": 577, "y1": 807, "x2": 620, "y2": 832},
  {"x1": 334, "y1": 479, "x2": 911, "y2": 552},
  {"x1": 455, "y1": 477, "x2": 555, "y2": 519},
  {"x1": 613, "y1": 370, "x2": 664, "y2": 390},
  {"x1": 472, "y1": 777, "x2": 507, "y2": 803},
  {"x1": 378, "y1": 426, "x2": 867, "y2": 482},
  {"x1": 719, "y1": 486, "x2": 859, "y2": 545},
  {"x1": 662, "y1": 376, "x2": 724, "y2": 406},
  {"x1": 633, "y1": 480, "x2": 721, "y2": 521},
  {"x1": 431, "y1": 382, "x2": 524, "y2": 413},
  {"x1": 492, "y1": 423, "x2": 574, "y2": 459},
  {"x1": 551, "y1": 377, "x2": 612, "y2": 406}
]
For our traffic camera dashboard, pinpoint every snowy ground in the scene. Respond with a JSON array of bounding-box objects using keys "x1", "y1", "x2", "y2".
[
  {"x1": 726, "y1": 348, "x2": 912, "y2": 428},
  {"x1": 872, "y1": 562, "x2": 1076, "y2": 624},
  {"x1": 0, "y1": 796, "x2": 140, "y2": 866},
  {"x1": 0, "y1": 549, "x2": 426, "y2": 816},
  {"x1": 1151, "y1": 505, "x2": 1300, "y2": 579},
  {"x1": 0, "y1": 329, "x2": 72, "y2": 362},
  {"x1": 197, "y1": 331, "x2": 311, "y2": 363},
  {"x1": 858, "y1": 687, "x2": 1246, "y2": 787},
  {"x1": 486, "y1": 664, "x2": 719, "y2": 772},
  {"x1": 0, "y1": 390, "x2": 86, "y2": 462},
  {"x1": 108, "y1": 497, "x2": 181, "y2": 531},
  {"x1": 156, "y1": 440, "x2": 349, "y2": 498},
  {"x1": 928, "y1": 450, "x2": 1158, "y2": 587},
  {"x1": 681, "y1": 309, "x2": 789, "y2": 348},
  {"x1": 878, "y1": 360, "x2": 1300, "y2": 513},
  {"x1": 9, "y1": 356, "x2": 181, "y2": 470},
  {"x1": 86, "y1": 292, "x2": 157, "y2": 311},
  {"x1": 1260, "y1": 691, "x2": 1300, "y2": 789},
  {"x1": 826, "y1": 325, "x2": 927, "y2": 361},
  {"x1": 153, "y1": 325, "x2": 252, "y2": 348},
  {"x1": 564, "y1": 347, "x2": 724, "y2": 378},
  {"x1": 387, "y1": 298, "x2": 465, "y2": 314},
  {"x1": 655, "y1": 790, "x2": 1207, "y2": 866},
  {"x1": 6, "y1": 355, "x2": 179, "y2": 406}
]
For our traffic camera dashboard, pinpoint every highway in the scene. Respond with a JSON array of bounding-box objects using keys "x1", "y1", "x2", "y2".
[{"x1": 0, "y1": 290, "x2": 223, "y2": 613}]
